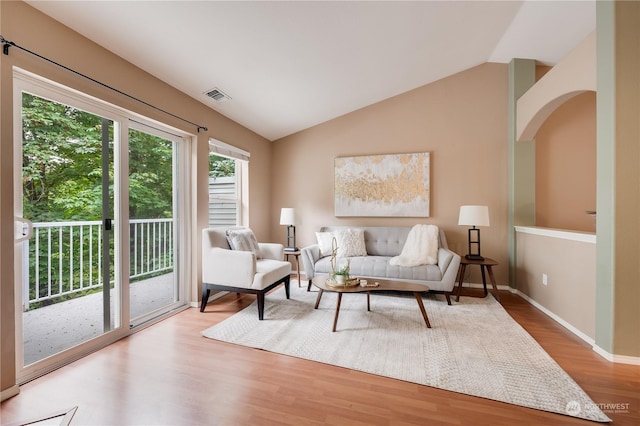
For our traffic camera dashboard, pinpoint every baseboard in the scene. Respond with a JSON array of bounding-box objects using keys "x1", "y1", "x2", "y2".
[
  {"x1": 514, "y1": 289, "x2": 640, "y2": 365},
  {"x1": 458, "y1": 282, "x2": 511, "y2": 291},
  {"x1": 514, "y1": 289, "x2": 595, "y2": 345},
  {"x1": 1, "y1": 385, "x2": 20, "y2": 402},
  {"x1": 592, "y1": 344, "x2": 640, "y2": 365}
]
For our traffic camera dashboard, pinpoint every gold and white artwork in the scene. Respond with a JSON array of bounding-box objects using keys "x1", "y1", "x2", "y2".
[{"x1": 334, "y1": 152, "x2": 430, "y2": 217}]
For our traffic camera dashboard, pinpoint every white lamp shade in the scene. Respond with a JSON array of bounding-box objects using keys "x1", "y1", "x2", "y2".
[
  {"x1": 458, "y1": 205, "x2": 490, "y2": 227},
  {"x1": 279, "y1": 208, "x2": 296, "y2": 226}
]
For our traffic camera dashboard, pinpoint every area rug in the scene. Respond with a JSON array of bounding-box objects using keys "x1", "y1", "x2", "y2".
[{"x1": 202, "y1": 285, "x2": 610, "y2": 422}]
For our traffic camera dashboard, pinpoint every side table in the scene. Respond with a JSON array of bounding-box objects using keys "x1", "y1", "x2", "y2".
[
  {"x1": 284, "y1": 250, "x2": 301, "y2": 287},
  {"x1": 455, "y1": 257, "x2": 500, "y2": 302}
]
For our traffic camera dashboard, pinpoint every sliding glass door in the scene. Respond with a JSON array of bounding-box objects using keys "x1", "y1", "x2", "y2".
[{"x1": 13, "y1": 70, "x2": 190, "y2": 382}]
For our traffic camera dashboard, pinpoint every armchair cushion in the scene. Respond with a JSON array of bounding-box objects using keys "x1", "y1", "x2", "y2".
[{"x1": 226, "y1": 228, "x2": 262, "y2": 259}]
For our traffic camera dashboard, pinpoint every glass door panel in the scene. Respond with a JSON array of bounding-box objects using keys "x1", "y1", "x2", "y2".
[
  {"x1": 17, "y1": 92, "x2": 118, "y2": 366},
  {"x1": 128, "y1": 126, "x2": 179, "y2": 325}
]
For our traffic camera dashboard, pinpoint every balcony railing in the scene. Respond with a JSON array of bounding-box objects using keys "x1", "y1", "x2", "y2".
[{"x1": 22, "y1": 218, "x2": 173, "y2": 311}]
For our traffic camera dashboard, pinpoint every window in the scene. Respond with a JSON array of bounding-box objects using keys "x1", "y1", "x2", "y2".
[{"x1": 208, "y1": 139, "x2": 249, "y2": 227}]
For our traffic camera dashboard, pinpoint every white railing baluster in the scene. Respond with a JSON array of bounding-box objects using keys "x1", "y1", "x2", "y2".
[
  {"x1": 58, "y1": 227, "x2": 63, "y2": 297},
  {"x1": 35, "y1": 228, "x2": 40, "y2": 300},
  {"x1": 98, "y1": 225, "x2": 102, "y2": 287},
  {"x1": 22, "y1": 239, "x2": 30, "y2": 311},
  {"x1": 146, "y1": 222, "x2": 150, "y2": 274},
  {"x1": 89, "y1": 225, "x2": 93, "y2": 287},
  {"x1": 69, "y1": 226, "x2": 74, "y2": 292},
  {"x1": 134, "y1": 223, "x2": 138, "y2": 276},
  {"x1": 153, "y1": 222, "x2": 157, "y2": 271},
  {"x1": 47, "y1": 227, "x2": 52, "y2": 298},
  {"x1": 80, "y1": 225, "x2": 84, "y2": 289}
]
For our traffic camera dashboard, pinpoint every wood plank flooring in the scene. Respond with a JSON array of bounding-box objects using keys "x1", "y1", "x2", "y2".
[{"x1": 1, "y1": 285, "x2": 639, "y2": 425}]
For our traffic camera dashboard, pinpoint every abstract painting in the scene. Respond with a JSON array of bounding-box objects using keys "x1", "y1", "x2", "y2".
[{"x1": 334, "y1": 152, "x2": 430, "y2": 217}]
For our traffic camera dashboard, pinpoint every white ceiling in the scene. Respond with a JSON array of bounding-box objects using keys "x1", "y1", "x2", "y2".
[{"x1": 26, "y1": 1, "x2": 595, "y2": 141}]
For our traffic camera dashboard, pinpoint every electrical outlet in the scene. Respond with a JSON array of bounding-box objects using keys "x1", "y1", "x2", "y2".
[{"x1": 542, "y1": 273, "x2": 548, "y2": 286}]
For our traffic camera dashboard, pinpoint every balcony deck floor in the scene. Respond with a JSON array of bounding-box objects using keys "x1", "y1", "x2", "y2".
[{"x1": 22, "y1": 273, "x2": 175, "y2": 365}]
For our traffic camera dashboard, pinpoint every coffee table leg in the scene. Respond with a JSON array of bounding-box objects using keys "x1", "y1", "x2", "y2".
[
  {"x1": 413, "y1": 292, "x2": 432, "y2": 328},
  {"x1": 332, "y1": 293, "x2": 342, "y2": 332},
  {"x1": 367, "y1": 292, "x2": 370, "y2": 311},
  {"x1": 314, "y1": 288, "x2": 324, "y2": 309}
]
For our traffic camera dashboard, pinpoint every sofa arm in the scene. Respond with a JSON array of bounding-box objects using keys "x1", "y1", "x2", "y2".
[
  {"x1": 301, "y1": 244, "x2": 321, "y2": 280},
  {"x1": 258, "y1": 242, "x2": 284, "y2": 260},
  {"x1": 437, "y1": 248, "x2": 461, "y2": 292},
  {"x1": 202, "y1": 247, "x2": 257, "y2": 288}
]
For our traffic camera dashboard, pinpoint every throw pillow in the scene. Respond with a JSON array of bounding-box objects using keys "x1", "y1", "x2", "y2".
[
  {"x1": 226, "y1": 229, "x2": 262, "y2": 259},
  {"x1": 315, "y1": 232, "x2": 334, "y2": 258},
  {"x1": 335, "y1": 228, "x2": 367, "y2": 258}
]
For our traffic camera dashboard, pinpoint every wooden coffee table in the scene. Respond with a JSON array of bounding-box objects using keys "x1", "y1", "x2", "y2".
[{"x1": 311, "y1": 276, "x2": 431, "y2": 332}]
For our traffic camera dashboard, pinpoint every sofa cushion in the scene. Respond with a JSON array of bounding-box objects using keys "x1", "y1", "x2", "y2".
[
  {"x1": 315, "y1": 231, "x2": 334, "y2": 258},
  {"x1": 334, "y1": 228, "x2": 367, "y2": 258},
  {"x1": 226, "y1": 228, "x2": 262, "y2": 259}
]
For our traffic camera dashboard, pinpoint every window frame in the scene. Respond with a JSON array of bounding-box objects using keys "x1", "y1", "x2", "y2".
[{"x1": 208, "y1": 139, "x2": 250, "y2": 227}]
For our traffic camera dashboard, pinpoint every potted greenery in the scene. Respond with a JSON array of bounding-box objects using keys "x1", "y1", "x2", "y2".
[{"x1": 333, "y1": 261, "x2": 350, "y2": 284}]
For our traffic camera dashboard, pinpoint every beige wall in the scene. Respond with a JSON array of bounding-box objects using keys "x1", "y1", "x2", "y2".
[
  {"x1": 1, "y1": 1, "x2": 272, "y2": 395},
  {"x1": 515, "y1": 228, "x2": 596, "y2": 339},
  {"x1": 535, "y1": 92, "x2": 597, "y2": 232},
  {"x1": 272, "y1": 63, "x2": 510, "y2": 285}
]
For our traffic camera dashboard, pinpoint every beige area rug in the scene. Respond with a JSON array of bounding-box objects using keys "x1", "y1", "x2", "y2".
[{"x1": 202, "y1": 285, "x2": 610, "y2": 423}]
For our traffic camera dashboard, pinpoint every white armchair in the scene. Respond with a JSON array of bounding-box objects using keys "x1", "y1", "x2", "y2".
[{"x1": 200, "y1": 227, "x2": 291, "y2": 320}]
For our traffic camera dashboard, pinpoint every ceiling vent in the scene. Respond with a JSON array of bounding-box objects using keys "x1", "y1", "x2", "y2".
[{"x1": 204, "y1": 87, "x2": 231, "y2": 102}]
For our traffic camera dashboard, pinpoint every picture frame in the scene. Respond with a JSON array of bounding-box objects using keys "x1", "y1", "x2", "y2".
[{"x1": 334, "y1": 152, "x2": 430, "y2": 217}]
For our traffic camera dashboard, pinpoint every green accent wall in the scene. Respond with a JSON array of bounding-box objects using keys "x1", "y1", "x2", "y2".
[
  {"x1": 595, "y1": 0, "x2": 640, "y2": 358},
  {"x1": 595, "y1": 0, "x2": 615, "y2": 356},
  {"x1": 508, "y1": 59, "x2": 536, "y2": 287}
]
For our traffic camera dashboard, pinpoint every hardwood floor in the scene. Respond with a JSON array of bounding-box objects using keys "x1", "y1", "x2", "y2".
[{"x1": 2, "y1": 285, "x2": 639, "y2": 425}]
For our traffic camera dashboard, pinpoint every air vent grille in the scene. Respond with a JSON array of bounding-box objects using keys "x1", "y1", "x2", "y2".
[{"x1": 204, "y1": 87, "x2": 231, "y2": 102}]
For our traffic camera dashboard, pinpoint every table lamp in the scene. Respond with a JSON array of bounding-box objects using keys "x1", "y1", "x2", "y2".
[
  {"x1": 458, "y1": 205, "x2": 490, "y2": 260},
  {"x1": 280, "y1": 208, "x2": 298, "y2": 252}
]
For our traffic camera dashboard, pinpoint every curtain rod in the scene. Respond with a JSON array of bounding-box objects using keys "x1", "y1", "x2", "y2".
[{"x1": 1, "y1": 35, "x2": 208, "y2": 133}]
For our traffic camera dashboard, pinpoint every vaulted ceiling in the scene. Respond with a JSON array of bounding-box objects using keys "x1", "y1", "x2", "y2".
[{"x1": 26, "y1": 1, "x2": 595, "y2": 141}]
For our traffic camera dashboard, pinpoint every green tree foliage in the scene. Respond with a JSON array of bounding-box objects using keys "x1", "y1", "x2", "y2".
[
  {"x1": 129, "y1": 129, "x2": 174, "y2": 219},
  {"x1": 22, "y1": 93, "x2": 175, "y2": 221},
  {"x1": 209, "y1": 154, "x2": 235, "y2": 178},
  {"x1": 22, "y1": 93, "x2": 107, "y2": 222}
]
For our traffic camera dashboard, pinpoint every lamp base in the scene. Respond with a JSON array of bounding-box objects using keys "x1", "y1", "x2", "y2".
[{"x1": 465, "y1": 254, "x2": 484, "y2": 261}]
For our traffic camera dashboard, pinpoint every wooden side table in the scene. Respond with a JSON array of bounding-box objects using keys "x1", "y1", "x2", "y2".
[
  {"x1": 455, "y1": 257, "x2": 500, "y2": 302},
  {"x1": 284, "y1": 250, "x2": 301, "y2": 287}
]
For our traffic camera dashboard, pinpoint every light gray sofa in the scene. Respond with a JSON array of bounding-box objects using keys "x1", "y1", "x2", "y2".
[
  {"x1": 201, "y1": 227, "x2": 291, "y2": 319},
  {"x1": 301, "y1": 226, "x2": 461, "y2": 304}
]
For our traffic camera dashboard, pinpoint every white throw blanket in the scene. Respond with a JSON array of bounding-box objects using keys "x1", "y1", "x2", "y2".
[{"x1": 389, "y1": 224, "x2": 439, "y2": 267}]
